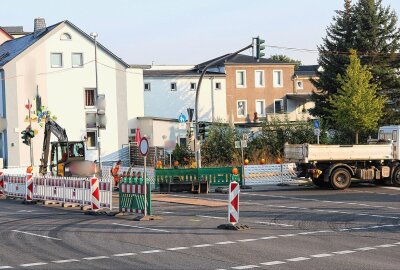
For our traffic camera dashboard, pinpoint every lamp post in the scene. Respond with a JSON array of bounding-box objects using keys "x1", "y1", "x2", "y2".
[{"x1": 90, "y1": 32, "x2": 102, "y2": 175}]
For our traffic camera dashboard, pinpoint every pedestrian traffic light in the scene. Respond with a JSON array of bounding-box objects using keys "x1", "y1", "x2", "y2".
[{"x1": 255, "y1": 36, "x2": 265, "y2": 60}]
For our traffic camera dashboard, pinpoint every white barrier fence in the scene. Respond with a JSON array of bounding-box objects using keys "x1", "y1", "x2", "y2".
[
  {"x1": 243, "y1": 163, "x2": 304, "y2": 185},
  {"x1": 2, "y1": 174, "x2": 112, "y2": 209}
]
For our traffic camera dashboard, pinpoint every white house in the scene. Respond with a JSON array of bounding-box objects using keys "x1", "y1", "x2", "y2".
[
  {"x1": 141, "y1": 65, "x2": 227, "y2": 149},
  {"x1": 0, "y1": 18, "x2": 142, "y2": 168}
]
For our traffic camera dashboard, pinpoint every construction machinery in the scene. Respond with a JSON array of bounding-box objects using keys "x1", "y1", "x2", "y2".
[{"x1": 39, "y1": 117, "x2": 96, "y2": 177}]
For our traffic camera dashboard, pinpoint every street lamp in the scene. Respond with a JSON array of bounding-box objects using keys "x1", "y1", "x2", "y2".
[{"x1": 90, "y1": 32, "x2": 102, "y2": 175}]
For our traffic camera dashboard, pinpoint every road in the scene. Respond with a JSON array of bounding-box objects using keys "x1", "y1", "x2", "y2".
[{"x1": 0, "y1": 183, "x2": 399, "y2": 269}]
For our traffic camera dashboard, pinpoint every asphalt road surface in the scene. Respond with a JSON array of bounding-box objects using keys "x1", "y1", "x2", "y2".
[{"x1": 0, "y1": 183, "x2": 399, "y2": 269}]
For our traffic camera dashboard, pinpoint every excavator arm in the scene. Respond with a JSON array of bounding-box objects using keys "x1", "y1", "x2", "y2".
[{"x1": 39, "y1": 117, "x2": 68, "y2": 176}]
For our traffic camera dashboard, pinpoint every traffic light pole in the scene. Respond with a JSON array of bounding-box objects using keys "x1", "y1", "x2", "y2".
[
  {"x1": 194, "y1": 43, "x2": 254, "y2": 168},
  {"x1": 28, "y1": 99, "x2": 34, "y2": 166}
]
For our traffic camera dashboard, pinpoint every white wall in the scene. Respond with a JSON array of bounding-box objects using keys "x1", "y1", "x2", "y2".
[
  {"x1": 144, "y1": 75, "x2": 227, "y2": 122},
  {"x1": 3, "y1": 22, "x2": 131, "y2": 166},
  {"x1": 126, "y1": 67, "x2": 145, "y2": 132}
]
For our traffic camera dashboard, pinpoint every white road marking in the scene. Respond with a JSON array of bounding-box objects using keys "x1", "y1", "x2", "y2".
[
  {"x1": 113, "y1": 253, "x2": 136, "y2": 257},
  {"x1": 237, "y1": 239, "x2": 258, "y2": 242},
  {"x1": 287, "y1": 257, "x2": 310, "y2": 262},
  {"x1": 232, "y1": 265, "x2": 259, "y2": 269},
  {"x1": 311, "y1": 253, "x2": 333, "y2": 258},
  {"x1": 394, "y1": 242, "x2": 400, "y2": 245},
  {"x1": 160, "y1": 211, "x2": 174, "y2": 214},
  {"x1": 52, "y1": 259, "x2": 80, "y2": 263},
  {"x1": 382, "y1": 186, "x2": 400, "y2": 191},
  {"x1": 20, "y1": 262, "x2": 47, "y2": 267},
  {"x1": 141, "y1": 250, "x2": 164, "y2": 254},
  {"x1": 11, "y1": 230, "x2": 61, "y2": 241},
  {"x1": 167, "y1": 247, "x2": 189, "y2": 251},
  {"x1": 259, "y1": 236, "x2": 278, "y2": 240},
  {"x1": 260, "y1": 261, "x2": 286, "y2": 266},
  {"x1": 256, "y1": 221, "x2": 293, "y2": 227},
  {"x1": 0, "y1": 266, "x2": 13, "y2": 269},
  {"x1": 375, "y1": 244, "x2": 397, "y2": 248},
  {"x1": 215, "y1": 241, "x2": 236, "y2": 245},
  {"x1": 112, "y1": 223, "x2": 170, "y2": 233},
  {"x1": 355, "y1": 247, "x2": 376, "y2": 251},
  {"x1": 333, "y1": 250, "x2": 356, "y2": 255},
  {"x1": 83, "y1": 256, "x2": 109, "y2": 260},
  {"x1": 279, "y1": 234, "x2": 296, "y2": 237},
  {"x1": 192, "y1": 244, "x2": 214, "y2": 248},
  {"x1": 196, "y1": 215, "x2": 226, "y2": 220}
]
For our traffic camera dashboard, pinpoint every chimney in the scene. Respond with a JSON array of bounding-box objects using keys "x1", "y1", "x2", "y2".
[{"x1": 34, "y1": 18, "x2": 46, "y2": 37}]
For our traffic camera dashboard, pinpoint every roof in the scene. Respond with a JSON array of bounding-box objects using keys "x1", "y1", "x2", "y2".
[
  {"x1": 137, "y1": 116, "x2": 180, "y2": 122},
  {"x1": 1, "y1": 26, "x2": 24, "y2": 33},
  {"x1": 144, "y1": 69, "x2": 225, "y2": 77},
  {"x1": 129, "y1": 64, "x2": 152, "y2": 69},
  {"x1": 295, "y1": 65, "x2": 319, "y2": 77},
  {"x1": 0, "y1": 20, "x2": 129, "y2": 68},
  {"x1": 0, "y1": 27, "x2": 13, "y2": 40},
  {"x1": 196, "y1": 53, "x2": 296, "y2": 69}
]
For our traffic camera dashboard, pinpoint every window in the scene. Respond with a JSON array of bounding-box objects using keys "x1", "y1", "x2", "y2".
[
  {"x1": 171, "y1": 82, "x2": 177, "y2": 91},
  {"x1": 215, "y1": 82, "x2": 221, "y2": 90},
  {"x1": 190, "y1": 83, "x2": 197, "y2": 91},
  {"x1": 85, "y1": 89, "x2": 95, "y2": 107},
  {"x1": 179, "y1": 137, "x2": 187, "y2": 147},
  {"x1": 86, "y1": 130, "x2": 97, "y2": 149},
  {"x1": 85, "y1": 112, "x2": 97, "y2": 128},
  {"x1": 274, "y1": 99, "x2": 284, "y2": 113},
  {"x1": 256, "y1": 100, "x2": 265, "y2": 116},
  {"x1": 51, "y1": 53, "x2": 63, "y2": 68},
  {"x1": 296, "y1": 80, "x2": 304, "y2": 90},
  {"x1": 72, "y1": 53, "x2": 83, "y2": 67},
  {"x1": 237, "y1": 100, "x2": 247, "y2": 117},
  {"x1": 144, "y1": 83, "x2": 151, "y2": 91},
  {"x1": 255, "y1": 70, "x2": 265, "y2": 87},
  {"x1": 236, "y1": 70, "x2": 246, "y2": 88},
  {"x1": 60, "y1": 33, "x2": 71, "y2": 40},
  {"x1": 273, "y1": 70, "x2": 283, "y2": 87}
]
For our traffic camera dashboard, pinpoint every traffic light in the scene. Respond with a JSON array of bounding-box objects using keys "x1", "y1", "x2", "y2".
[
  {"x1": 198, "y1": 122, "x2": 210, "y2": 140},
  {"x1": 255, "y1": 36, "x2": 265, "y2": 60},
  {"x1": 21, "y1": 126, "x2": 35, "y2": 146}
]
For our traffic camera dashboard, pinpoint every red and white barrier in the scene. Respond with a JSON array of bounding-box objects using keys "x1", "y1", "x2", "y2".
[
  {"x1": 25, "y1": 173, "x2": 34, "y2": 201},
  {"x1": 91, "y1": 177, "x2": 100, "y2": 210},
  {"x1": 0, "y1": 172, "x2": 4, "y2": 196},
  {"x1": 228, "y1": 181, "x2": 240, "y2": 224},
  {"x1": 4, "y1": 175, "x2": 26, "y2": 198}
]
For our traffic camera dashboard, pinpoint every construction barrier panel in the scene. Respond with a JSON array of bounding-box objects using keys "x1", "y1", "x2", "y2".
[
  {"x1": 243, "y1": 163, "x2": 298, "y2": 185},
  {"x1": 0, "y1": 172, "x2": 4, "y2": 196},
  {"x1": 155, "y1": 166, "x2": 243, "y2": 188},
  {"x1": 119, "y1": 176, "x2": 151, "y2": 215},
  {"x1": 3, "y1": 174, "x2": 112, "y2": 210},
  {"x1": 25, "y1": 173, "x2": 34, "y2": 201},
  {"x1": 228, "y1": 181, "x2": 240, "y2": 224}
]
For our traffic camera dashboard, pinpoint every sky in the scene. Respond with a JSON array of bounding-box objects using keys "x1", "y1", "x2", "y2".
[{"x1": 1, "y1": 0, "x2": 400, "y2": 65}]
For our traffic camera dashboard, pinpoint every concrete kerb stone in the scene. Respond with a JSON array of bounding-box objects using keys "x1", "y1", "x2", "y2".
[{"x1": 115, "y1": 212, "x2": 162, "y2": 221}]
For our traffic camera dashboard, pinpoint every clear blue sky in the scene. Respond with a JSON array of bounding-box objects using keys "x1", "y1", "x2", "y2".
[{"x1": 1, "y1": 0, "x2": 399, "y2": 65}]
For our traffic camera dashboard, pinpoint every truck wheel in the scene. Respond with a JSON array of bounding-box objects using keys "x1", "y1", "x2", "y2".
[
  {"x1": 330, "y1": 168, "x2": 351, "y2": 190},
  {"x1": 392, "y1": 167, "x2": 400, "y2": 187}
]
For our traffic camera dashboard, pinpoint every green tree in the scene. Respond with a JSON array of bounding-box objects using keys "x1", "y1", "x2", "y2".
[
  {"x1": 312, "y1": 0, "x2": 400, "y2": 126},
  {"x1": 270, "y1": 54, "x2": 302, "y2": 69},
  {"x1": 328, "y1": 50, "x2": 385, "y2": 144},
  {"x1": 171, "y1": 143, "x2": 191, "y2": 166},
  {"x1": 201, "y1": 122, "x2": 237, "y2": 166}
]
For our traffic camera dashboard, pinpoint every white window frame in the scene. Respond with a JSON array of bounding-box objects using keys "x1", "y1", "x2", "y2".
[
  {"x1": 60, "y1": 33, "x2": 71, "y2": 40},
  {"x1": 296, "y1": 80, "x2": 304, "y2": 90},
  {"x1": 86, "y1": 129, "x2": 97, "y2": 150},
  {"x1": 237, "y1": 100, "x2": 247, "y2": 118},
  {"x1": 274, "y1": 99, "x2": 284, "y2": 113},
  {"x1": 144, "y1": 82, "x2": 151, "y2": 91},
  {"x1": 215, "y1": 82, "x2": 221, "y2": 90},
  {"x1": 84, "y1": 88, "x2": 96, "y2": 108},
  {"x1": 273, "y1": 70, "x2": 283, "y2": 88},
  {"x1": 50, "y1": 52, "x2": 63, "y2": 68},
  {"x1": 236, "y1": 70, "x2": 247, "y2": 88},
  {"x1": 72, "y1": 52, "x2": 83, "y2": 68},
  {"x1": 190, "y1": 82, "x2": 197, "y2": 91},
  {"x1": 171, "y1": 82, "x2": 177, "y2": 91},
  {"x1": 254, "y1": 70, "x2": 265, "y2": 88},
  {"x1": 255, "y1": 99, "x2": 265, "y2": 117}
]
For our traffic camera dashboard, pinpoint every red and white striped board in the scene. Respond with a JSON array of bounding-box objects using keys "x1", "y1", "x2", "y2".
[
  {"x1": 0, "y1": 172, "x2": 4, "y2": 196},
  {"x1": 25, "y1": 173, "x2": 34, "y2": 201},
  {"x1": 91, "y1": 177, "x2": 100, "y2": 210},
  {"x1": 228, "y1": 181, "x2": 240, "y2": 224}
]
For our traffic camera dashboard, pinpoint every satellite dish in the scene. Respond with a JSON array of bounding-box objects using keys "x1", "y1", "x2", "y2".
[{"x1": 0, "y1": 118, "x2": 7, "y2": 132}]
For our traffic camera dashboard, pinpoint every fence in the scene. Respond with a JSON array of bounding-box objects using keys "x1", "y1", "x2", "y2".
[
  {"x1": 119, "y1": 181, "x2": 151, "y2": 215},
  {"x1": 243, "y1": 163, "x2": 299, "y2": 185},
  {"x1": 155, "y1": 167, "x2": 243, "y2": 187},
  {"x1": 2, "y1": 174, "x2": 112, "y2": 209}
]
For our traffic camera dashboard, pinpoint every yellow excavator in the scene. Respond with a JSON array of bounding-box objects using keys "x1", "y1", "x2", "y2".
[{"x1": 39, "y1": 116, "x2": 96, "y2": 177}]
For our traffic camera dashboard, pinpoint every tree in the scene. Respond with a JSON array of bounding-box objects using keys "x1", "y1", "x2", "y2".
[
  {"x1": 311, "y1": 0, "x2": 356, "y2": 125},
  {"x1": 171, "y1": 143, "x2": 191, "y2": 166},
  {"x1": 270, "y1": 54, "x2": 302, "y2": 69},
  {"x1": 312, "y1": 0, "x2": 400, "y2": 126},
  {"x1": 328, "y1": 50, "x2": 385, "y2": 144},
  {"x1": 201, "y1": 122, "x2": 237, "y2": 166}
]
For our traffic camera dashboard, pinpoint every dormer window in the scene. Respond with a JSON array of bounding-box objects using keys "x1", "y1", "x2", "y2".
[{"x1": 60, "y1": 33, "x2": 71, "y2": 40}]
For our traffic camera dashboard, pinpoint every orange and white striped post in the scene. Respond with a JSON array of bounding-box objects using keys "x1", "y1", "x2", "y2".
[
  {"x1": 25, "y1": 173, "x2": 34, "y2": 202},
  {"x1": 91, "y1": 177, "x2": 100, "y2": 210},
  {"x1": 228, "y1": 181, "x2": 240, "y2": 224}
]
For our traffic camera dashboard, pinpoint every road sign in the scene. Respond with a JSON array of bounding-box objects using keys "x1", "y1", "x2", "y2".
[
  {"x1": 178, "y1": 113, "x2": 187, "y2": 123},
  {"x1": 235, "y1": 141, "x2": 241, "y2": 148},
  {"x1": 139, "y1": 137, "x2": 149, "y2": 156},
  {"x1": 314, "y1": 119, "x2": 320, "y2": 129},
  {"x1": 241, "y1": 140, "x2": 247, "y2": 148},
  {"x1": 314, "y1": 128, "x2": 321, "y2": 136}
]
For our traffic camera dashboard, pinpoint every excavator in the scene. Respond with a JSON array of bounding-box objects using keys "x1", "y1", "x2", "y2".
[{"x1": 39, "y1": 116, "x2": 96, "y2": 177}]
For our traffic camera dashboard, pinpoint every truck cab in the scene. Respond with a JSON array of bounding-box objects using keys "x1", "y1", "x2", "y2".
[{"x1": 378, "y1": 126, "x2": 400, "y2": 159}]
